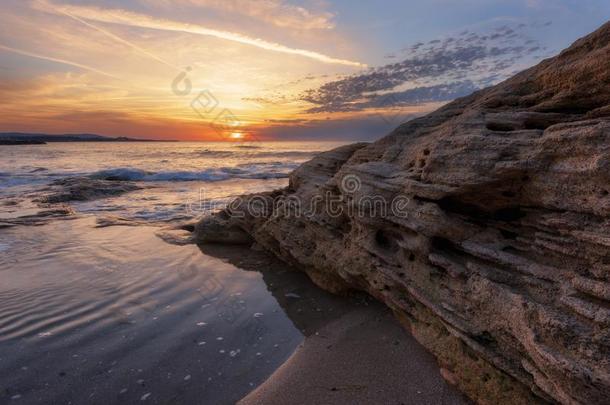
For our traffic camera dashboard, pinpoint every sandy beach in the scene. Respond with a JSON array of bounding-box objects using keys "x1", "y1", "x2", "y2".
[{"x1": 240, "y1": 304, "x2": 468, "y2": 405}]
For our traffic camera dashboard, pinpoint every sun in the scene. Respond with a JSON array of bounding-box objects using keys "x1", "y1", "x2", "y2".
[{"x1": 229, "y1": 132, "x2": 244, "y2": 140}]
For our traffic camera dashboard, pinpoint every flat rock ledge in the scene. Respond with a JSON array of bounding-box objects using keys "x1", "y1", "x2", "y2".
[{"x1": 195, "y1": 22, "x2": 610, "y2": 405}]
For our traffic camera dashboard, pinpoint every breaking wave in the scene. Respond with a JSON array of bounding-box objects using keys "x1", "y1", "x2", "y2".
[{"x1": 89, "y1": 163, "x2": 300, "y2": 182}]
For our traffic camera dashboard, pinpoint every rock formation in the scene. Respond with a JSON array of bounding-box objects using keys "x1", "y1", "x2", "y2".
[
  {"x1": 37, "y1": 177, "x2": 141, "y2": 203},
  {"x1": 195, "y1": 22, "x2": 610, "y2": 404}
]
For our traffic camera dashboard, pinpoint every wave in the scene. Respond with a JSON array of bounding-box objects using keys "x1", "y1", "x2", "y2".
[
  {"x1": 194, "y1": 149, "x2": 320, "y2": 158},
  {"x1": 255, "y1": 151, "x2": 321, "y2": 158},
  {"x1": 89, "y1": 164, "x2": 299, "y2": 182},
  {"x1": 232, "y1": 144, "x2": 262, "y2": 149},
  {"x1": 194, "y1": 150, "x2": 236, "y2": 158}
]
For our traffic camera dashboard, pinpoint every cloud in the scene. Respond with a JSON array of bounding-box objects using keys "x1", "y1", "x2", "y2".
[
  {"x1": 306, "y1": 81, "x2": 479, "y2": 113},
  {"x1": 51, "y1": 5, "x2": 180, "y2": 71},
  {"x1": 298, "y1": 23, "x2": 547, "y2": 113},
  {"x1": 33, "y1": 0, "x2": 365, "y2": 67},
  {"x1": 140, "y1": 0, "x2": 336, "y2": 30},
  {"x1": 0, "y1": 43, "x2": 118, "y2": 78}
]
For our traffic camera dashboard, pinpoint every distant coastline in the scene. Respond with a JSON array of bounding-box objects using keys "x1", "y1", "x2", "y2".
[
  {"x1": 0, "y1": 132, "x2": 177, "y2": 143},
  {"x1": 0, "y1": 139, "x2": 47, "y2": 145}
]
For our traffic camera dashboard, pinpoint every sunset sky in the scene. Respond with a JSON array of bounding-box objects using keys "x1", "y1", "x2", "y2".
[{"x1": 1, "y1": 0, "x2": 609, "y2": 141}]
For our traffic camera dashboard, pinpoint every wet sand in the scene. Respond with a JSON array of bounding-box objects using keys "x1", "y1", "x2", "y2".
[
  {"x1": 239, "y1": 304, "x2": 469, "y2": 405},
  {"x1": 201, "y1": 245, "x2": 469, "y2": 405},
  {"x1": 0, "y1": 218, "x2": 309, "y2": 404}
]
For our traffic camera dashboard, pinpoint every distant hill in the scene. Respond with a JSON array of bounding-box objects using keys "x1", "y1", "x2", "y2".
[
  {"x1": 0, "y1": 132, "x2": 176, "y2": 143},
  {"x1": 0, "y1": 139, "x2": 47, "y2": 145}
]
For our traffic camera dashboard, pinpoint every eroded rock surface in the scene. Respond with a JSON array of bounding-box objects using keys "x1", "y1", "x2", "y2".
[{"x1": 196, "y1": 22, "x2": 610, "y2": 404}]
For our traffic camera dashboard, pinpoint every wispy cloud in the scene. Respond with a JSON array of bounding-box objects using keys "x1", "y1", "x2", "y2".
[
  {"x1": 140, "y1": 0, "x2": 336, "y2": 30},
  {"x1": 33, "y1": 0, "x2": 365, "y2": 68},
  {"x1": 50, "y1": 4, "x2": 180, "y2": 71},
  {"x1": 0, "y1": 43, "x2": 118, "y2": 79}
]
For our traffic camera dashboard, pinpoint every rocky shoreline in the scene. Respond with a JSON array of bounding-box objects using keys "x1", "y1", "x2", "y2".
[{"x1": 195, "y1": 22, "x2": 610, "y2": 404}]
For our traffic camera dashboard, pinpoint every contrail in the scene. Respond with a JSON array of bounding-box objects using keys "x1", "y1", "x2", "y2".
[
  {"x1": 33, "y1": 0, "x2": 366, "y2": 68},
  {"x1": 39, "y1": 1, "x2": 180, "y2": 72},
  {"x1": 0, "y1": 43, "x2": 119, "y2": 78}
]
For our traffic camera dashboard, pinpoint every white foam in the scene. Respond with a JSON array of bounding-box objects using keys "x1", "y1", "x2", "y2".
[{"x1": 89, "y1": 164, "x2": 297, "y2": 182}]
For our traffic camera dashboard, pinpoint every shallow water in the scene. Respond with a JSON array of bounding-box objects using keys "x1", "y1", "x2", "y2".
[
  {"x1": 0, "y1": 218, "x2": 307, "y2": 404},
  {"x1": 0, "y1": 141, "x2": 352, "y2": 404}
]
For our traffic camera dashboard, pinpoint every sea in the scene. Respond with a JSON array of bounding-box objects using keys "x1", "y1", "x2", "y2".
[
  {"x1": 0, "y1": 141, "x2": 349, "y2": 404},
  {"x1": 0, "y1": 141, "x2": 345, "y2": 223}
]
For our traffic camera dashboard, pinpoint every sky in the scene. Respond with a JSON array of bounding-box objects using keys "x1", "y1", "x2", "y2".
[{"x1": 0, "y1": 0, "x2": 609, "y2": 141}]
